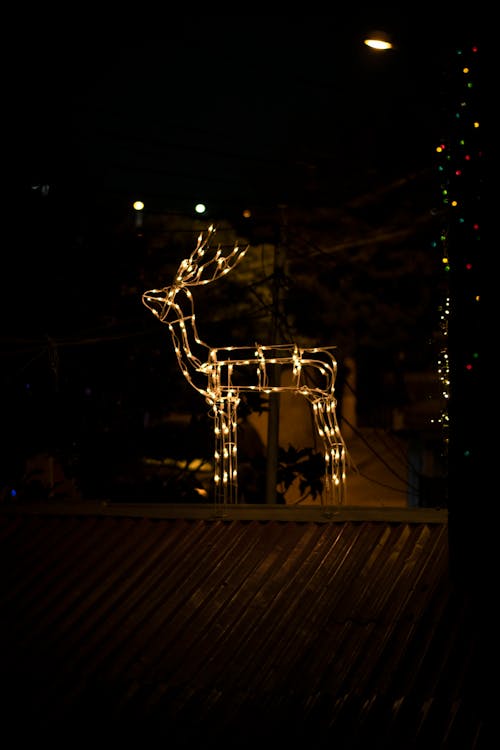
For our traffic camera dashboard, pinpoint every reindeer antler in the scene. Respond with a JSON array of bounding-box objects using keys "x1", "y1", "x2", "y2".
[
  {"x1": 142, "y1": 226, "x2": 248, "y2": 321},
  {"x1": 175, "y1": 225, "x2": 248, "y2": 288}
]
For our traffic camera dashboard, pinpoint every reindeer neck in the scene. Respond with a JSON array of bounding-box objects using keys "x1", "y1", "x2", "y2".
[{"x1": 166, "y1": 288, "x2": 212, "y2": 388}]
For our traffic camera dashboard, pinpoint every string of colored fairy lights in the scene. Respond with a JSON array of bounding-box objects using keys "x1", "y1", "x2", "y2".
[
  {"x1": 142, "y1": 226, "x2": 347, "y2": 510},
  {"x1": 434, "y1": 40, "x2": 481, "y2": 500}
]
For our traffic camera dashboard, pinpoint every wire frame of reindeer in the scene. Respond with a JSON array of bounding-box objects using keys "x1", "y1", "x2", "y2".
[{"x1": 142, "y1": 226, "x2": 348, "y2": 510}]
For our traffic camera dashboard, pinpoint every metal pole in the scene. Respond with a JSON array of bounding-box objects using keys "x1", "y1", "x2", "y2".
[{"x1": 265, "y1": 207, "x2": 287, "y2": 504}]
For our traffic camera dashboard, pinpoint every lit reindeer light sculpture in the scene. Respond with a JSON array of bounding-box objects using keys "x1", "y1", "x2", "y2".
[{"x1": 142, "y1": 226, "x2": 347, "y2": 511}]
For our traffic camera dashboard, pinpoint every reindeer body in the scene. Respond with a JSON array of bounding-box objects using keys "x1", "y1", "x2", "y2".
[{"x1": 143, "y1": 226, "x2": 347, "y2": 508}]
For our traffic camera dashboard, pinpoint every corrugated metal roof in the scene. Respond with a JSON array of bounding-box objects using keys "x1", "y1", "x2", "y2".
[{"x1": 0, "y1": 504, "x2": 486, "y2": 747}]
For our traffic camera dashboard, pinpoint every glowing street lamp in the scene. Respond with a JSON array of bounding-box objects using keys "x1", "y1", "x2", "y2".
[{"x1": 363, "y1": 30, "x2": 394, "y2": 50}]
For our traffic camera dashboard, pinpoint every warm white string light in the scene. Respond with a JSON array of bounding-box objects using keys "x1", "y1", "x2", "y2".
[{"x1": 143, "y1": 226, "x2": 348, "y2": 509}]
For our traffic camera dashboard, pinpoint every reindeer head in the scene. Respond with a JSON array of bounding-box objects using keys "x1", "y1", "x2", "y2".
[{"x1": 142, "y1": 226, "x2": 248, "y2": 323}]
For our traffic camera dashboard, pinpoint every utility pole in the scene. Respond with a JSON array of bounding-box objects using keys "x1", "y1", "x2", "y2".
[
  {"x1": 47, "y1": 336, "x2": 60, "y2": 497},
  {"x1": 265, "y1": 206, "x2": 287, "y2": 504}
]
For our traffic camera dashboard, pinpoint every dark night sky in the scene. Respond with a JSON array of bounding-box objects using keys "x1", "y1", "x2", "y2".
[
  {"x1": 12, "y1": 13, "x2": 479, "y2": 216},
  {"x1": 5, "y1": 11, "x2": 482, "y2": 347}
]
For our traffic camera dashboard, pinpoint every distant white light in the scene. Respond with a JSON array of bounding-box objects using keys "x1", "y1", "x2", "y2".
[
  {"x1": 133, "y1": 200, "x2": 145, "y2": 211},
  {"x1": 195, "y1": 203, "x2": 207, "y2": 214}
]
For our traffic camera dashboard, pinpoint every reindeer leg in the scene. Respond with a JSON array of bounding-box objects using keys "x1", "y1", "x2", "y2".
[
  {"x1": 313, "y1": 397, "x2": 347, "y2": 510},
  {"x1": 213, "y1": 396, "x2": 239, "y2": 511}
]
